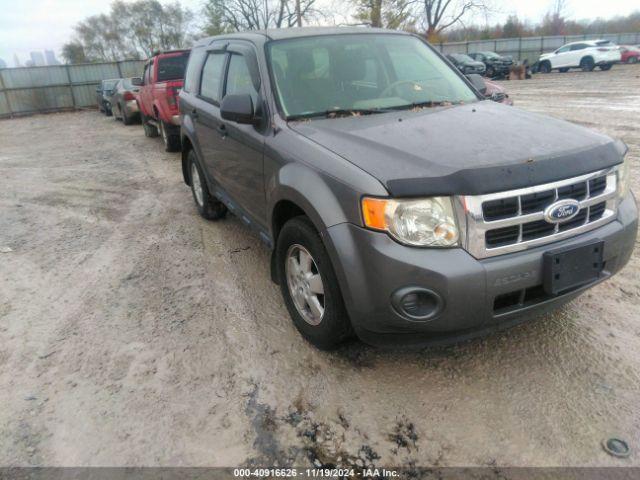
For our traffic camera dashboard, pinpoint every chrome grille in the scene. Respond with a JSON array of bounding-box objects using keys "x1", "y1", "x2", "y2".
[{"x1": 461, "y1": 167, "x2": 619, "y2": 258}]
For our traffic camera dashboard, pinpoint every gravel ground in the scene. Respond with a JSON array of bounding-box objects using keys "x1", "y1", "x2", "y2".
[{"x1": 0, "y1": 65, "x2": 639, "y2": 468}]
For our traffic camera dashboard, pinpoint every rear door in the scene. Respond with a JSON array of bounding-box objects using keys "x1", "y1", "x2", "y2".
[
  {"x1": 215, "y1": 44, "x2": 266, "y2": 227},
  {"x1": 568, "y1": 43, "x2": 588, "y2": 67},
  {"x1": 191, "y1": 46, "x2": 229, "y2": 192}
]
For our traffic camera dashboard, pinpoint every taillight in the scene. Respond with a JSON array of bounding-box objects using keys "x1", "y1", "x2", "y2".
[
  {"x1": 167, "y1": 87, "x2": 178, "y2": 106},
  {"x1": 123, "y1": 91, "x2": 135, "y2": 101}
]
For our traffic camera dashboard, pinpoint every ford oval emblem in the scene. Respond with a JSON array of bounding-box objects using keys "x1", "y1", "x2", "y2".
[{"x1": 544, "y1": 199, "x2": 581, "y2": 223}]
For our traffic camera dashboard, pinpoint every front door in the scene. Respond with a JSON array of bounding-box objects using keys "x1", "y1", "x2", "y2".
[{"x1": 215, "y1": 48, "x2": 267, "y2": 228}]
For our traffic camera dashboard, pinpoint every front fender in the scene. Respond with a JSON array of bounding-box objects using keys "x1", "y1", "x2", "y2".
[{"x1": 267, "y1": 162, "x2": 352, "y2": 236}]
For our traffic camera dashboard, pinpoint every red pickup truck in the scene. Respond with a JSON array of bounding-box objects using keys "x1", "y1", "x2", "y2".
[{"x1": 133, "y1": 50, "x2": 190, "y2": 152}]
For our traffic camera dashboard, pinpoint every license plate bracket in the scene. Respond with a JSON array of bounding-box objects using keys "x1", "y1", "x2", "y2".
[{"x1": 543, "y1": 240, "x2": 604, "y2": 295}]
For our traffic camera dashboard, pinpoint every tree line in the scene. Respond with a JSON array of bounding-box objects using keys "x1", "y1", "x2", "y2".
[{"x1": 61, "y1": 0, "x2": 640, "y2": 64}]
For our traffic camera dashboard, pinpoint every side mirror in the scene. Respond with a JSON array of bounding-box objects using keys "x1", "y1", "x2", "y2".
[
  {"x1": 467, "y1": 74, "x2": 487, "y2": 95},
  {"x1": 220, "y1": 94, "x2": 256, "y2": 125},
  {"x1": 131, "y1": 77, "x2": 143, "y2": 86}
]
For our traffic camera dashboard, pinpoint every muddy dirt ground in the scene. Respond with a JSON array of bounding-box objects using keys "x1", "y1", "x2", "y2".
[{"x1": 0, "y1": 66, "x2": 639, "y2": 468}]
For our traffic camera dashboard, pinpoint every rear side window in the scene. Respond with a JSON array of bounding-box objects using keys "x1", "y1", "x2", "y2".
[
  {"x1": 184, "y1": 48, "x2": 207, "y2": 93},
  {"x1": 225, "y1": 54, "x2": 259, "y2": 106},
  {"x1": 157, "y1": 52, "x2": 189, "y2": 82},
  {"x1": 570, "y1": 43, "x2": 587, "y2": 51},
  {"x1": 200, "y1": 53, "x2": 226, "y2": 102}
]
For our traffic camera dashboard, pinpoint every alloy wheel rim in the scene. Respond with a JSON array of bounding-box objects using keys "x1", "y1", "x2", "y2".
[
  {"x1": 285, "y1": 244, "x2": 325, "y2": 326},
  {"x1": 191, "y1": 163, "x2": 204, "y2": 207}
]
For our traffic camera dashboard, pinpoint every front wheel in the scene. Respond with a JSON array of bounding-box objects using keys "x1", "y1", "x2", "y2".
[
  {"x1": 276, "y1": 217, "x2": 352, "y2": 350},
  {"x1": 187, "y1": 150, "x2": 227, "y2": 220},
  {"x1": 485, "y1": 66, "x2": 495, "y2": 78},
  {"x1": 539, "y1": 61, "x2": 551, "y2": 74}
]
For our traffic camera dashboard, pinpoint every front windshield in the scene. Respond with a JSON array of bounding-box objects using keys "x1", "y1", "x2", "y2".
[{"x1": 266, "y1": 34, "x2": 478, "y2": 119}]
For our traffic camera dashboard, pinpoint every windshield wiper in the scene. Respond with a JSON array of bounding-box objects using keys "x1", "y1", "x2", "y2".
[{"x1": 287, "y1": 108, "x2": 391, "y2": 121}]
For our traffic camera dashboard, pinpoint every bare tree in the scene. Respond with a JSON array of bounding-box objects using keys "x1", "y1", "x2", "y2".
[
  {"x1": 421, "y1": 0, "x2": 490, "y2": 39},
  {"x1": 202, "y1": 0, "x2": 320, "y2": 33},
  {"x1": 62, "y1": 0, "x2": 193, "y2": 63}
]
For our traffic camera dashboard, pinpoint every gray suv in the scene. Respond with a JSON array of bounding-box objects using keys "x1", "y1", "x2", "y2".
[{"x1": 179, "y1": 27, "x2": 637, "y2": 349}]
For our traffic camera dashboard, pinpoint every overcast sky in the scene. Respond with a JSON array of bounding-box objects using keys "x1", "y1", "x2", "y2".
[{"x1": 0, "y1": 0, "x2": 638, "y2": 66}]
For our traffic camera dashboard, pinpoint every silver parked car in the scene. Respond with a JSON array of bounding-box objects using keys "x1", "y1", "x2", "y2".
[{"x1": 111, "y1": 77, "x2": 142, "y2": 125}]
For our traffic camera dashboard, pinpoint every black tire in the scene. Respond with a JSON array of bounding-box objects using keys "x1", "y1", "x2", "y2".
[
  {"x1": 628, "y1": 57, "x2": 638, "y2": 64},
  {"x1": 599, "y1": 63, "x2": 613, "y2": 71},
  {"x1": 105, "y1": 103, "x2": 113, "y2": 116},
  {"x1": 142, "y1": 113, "x2": 159, "y2": 138},
  {"x1": 122, "y1": 104, "x2": 133, "y2": 125},
  {"x1": 559, "y1": 67, "x2": 569, "y2": 73},
  {"x1": 539, "y1": 61, "x2": 551, "y2": 74},
  {"x1": 187, "y1": 150, "x2": 227, "y2": 220},
  {"x1": 580, "y1": 57, "x2": 595, "y2": 72},
  {"x1": 276, "y1": 216, "x2": 352, "y2": 350},
  {"x1": 485, "y1": 65, "x2": 495, "y2": 78},
  {"x1": 160, "y1": 121, "x2": 181, "y2": 152}
]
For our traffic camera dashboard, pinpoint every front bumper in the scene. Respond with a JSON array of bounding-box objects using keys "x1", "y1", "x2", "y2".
[{"x1": 322, "y1": 194, "x2": 637, "y2": 347}]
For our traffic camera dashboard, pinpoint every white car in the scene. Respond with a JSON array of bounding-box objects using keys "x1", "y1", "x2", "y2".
[{"x1": 538, "y1": 39, "x2": 621, "y2": 73}]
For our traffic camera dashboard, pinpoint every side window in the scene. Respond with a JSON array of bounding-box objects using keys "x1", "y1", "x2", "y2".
[
  {"x1": 557, "y1": 46, "x2": 570, "y2": 53},
  {"x1": 224, "y1": 54, "x2": 259, "y2": 106},
  {"x1": 200, "y1": 52, "x2": 226, "y2": 102},
  {"x1": 570, "y1": 43, "x2": 587, "y2": 51}
]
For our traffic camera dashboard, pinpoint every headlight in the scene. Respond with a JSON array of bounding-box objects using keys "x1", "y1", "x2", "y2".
[
  {"x1": 617, "y1": 156, "x2": 630, "y2": 200},
  {"x1": 362, "y1": 197, "x2": 460, "y2": 247}
]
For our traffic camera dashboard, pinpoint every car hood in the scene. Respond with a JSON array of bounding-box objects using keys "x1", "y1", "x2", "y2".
[
  {"x1": 288, "y1": 101, "x2": 622, "y2": 196},
  {"x1": 539, "y1": 52, "x2": 554, "y2": 60}
]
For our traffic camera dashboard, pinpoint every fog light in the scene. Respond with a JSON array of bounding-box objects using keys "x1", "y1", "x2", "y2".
[{"x1": 391, "y1": 287, "x2": 444, "y2": 321}]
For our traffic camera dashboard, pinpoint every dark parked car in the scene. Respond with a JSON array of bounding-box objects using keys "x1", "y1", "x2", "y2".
[
  {"x1": 179, "y1": 27, "x2": 637, "y2": 349},
  {"x1": 468, "y1": 51, "x2": 513, "y2": 78},
  {"x1": 446, "y1": 53, "x2": 486, "y2": 75},
  {"x1": 96, "y1": 79, "x2": 120, "y2": 116},
  {"x1": 111, "y1": 77, "x2": 141, "y2": 125}
]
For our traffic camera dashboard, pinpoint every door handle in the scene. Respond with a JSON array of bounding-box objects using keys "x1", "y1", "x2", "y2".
[{"x1": 217, "y1": 124, "x2": 227, "y2": 137}]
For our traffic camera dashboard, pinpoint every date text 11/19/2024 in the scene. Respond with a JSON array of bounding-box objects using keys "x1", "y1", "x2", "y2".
[{"x1": 233, "y1": 468, "x2": 400, "y2": 478}]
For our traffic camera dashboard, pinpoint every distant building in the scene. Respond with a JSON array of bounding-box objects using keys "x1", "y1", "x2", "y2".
[
  {"x1": 30, "y1": 51, "x2": 45, "y2": 66},
  {"x1": 13, "y1": 54, "x2": 21, "y2": 67},
  {"x1": 44, "y1": 50, "x2": 60, "y2": 65},
  {"x1": 0, "y1": 58, "x2": 6, "y2": 69}
]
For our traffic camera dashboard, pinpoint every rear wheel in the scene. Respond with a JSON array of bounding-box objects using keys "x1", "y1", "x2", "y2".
[
  {"x1": 599, "y1": 63, "x2": 613, "y2": 71},
  {"x1": 142, "y1": 112, "x2": 159, "y2": 137},
  {"x1": 539, "y1": 61, "x2": 551, "y2": 74},
  {"x1": 580, "y1": 57, "x2": 595, "y2": 72},
  {"x1": 276, "y1": 216, "x2": 352, "y2": 350},
  {"x1": 160, "y1": 121, "x2": 181, "y2": 152},
  {"x1": 187, "y1": 150, "x2": 227, "y2": 220},
  {"x1": 628, "y1": 57, "x2": 638, "y2": 64}
]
